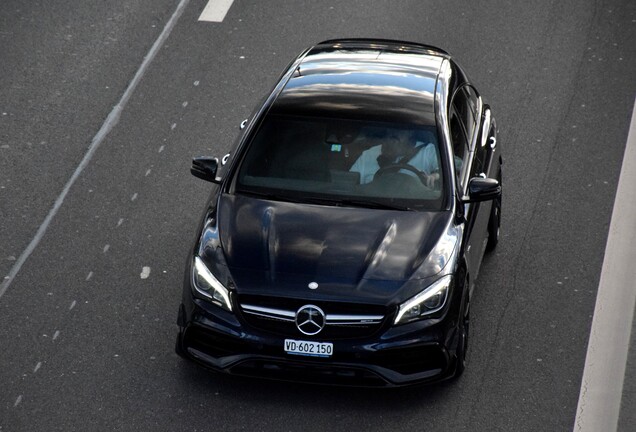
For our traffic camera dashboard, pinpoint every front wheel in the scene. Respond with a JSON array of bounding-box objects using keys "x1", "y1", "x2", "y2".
[
  {"x1": 486, "y1": 167, "x2": 502, "y2": 252},
  {"x1": 453, "y1": 288, "x2": 470, "y2": 378},
  {"x1": 175, "y1": 332, "x2": 187, "y2": 358}
]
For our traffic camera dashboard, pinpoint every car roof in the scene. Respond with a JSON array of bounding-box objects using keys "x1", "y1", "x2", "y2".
[{"x1": 269, "y1": 39, "x2": 448, "y2": 126}]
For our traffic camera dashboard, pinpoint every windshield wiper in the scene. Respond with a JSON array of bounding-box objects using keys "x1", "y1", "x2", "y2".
[
  {"x1": 235, "y1": 189, "x2": 304, "y2": 203},
  {"x1": 302, "y1": 196, "x2": 413, "y2": 211},
  {"x1": 337, "y1": 198, "x2": 414, "y2": 211}
]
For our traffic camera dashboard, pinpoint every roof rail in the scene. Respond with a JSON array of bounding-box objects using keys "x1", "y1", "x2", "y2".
[{"x1": 316, "y1": 38, "x2": 450, "y2": 56}]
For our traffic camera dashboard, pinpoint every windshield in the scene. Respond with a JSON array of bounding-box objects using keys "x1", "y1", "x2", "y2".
[{"x1": 234, "y1": 115, "x2": 445, "y2": 210}]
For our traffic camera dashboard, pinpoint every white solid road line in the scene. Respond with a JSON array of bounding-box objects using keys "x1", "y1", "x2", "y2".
[
  {"x1": 198, "y1": 0, "x2": 235, "y2": 22},
  {"x1": 574, "y1": 98, "x2": 636, "y2": 431},
  {"x1": 0, "y1": 0, "x2": 192, "y2": 300}
]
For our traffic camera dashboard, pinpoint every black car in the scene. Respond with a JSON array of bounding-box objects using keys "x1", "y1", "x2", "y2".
[{"x1": 176, "y1": 39, "x2": 502, "y2": 387}]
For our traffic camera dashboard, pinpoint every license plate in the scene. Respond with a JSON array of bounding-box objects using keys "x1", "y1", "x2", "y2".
[{"x1": 284, "y1": 339, "x2": 333, "y2": 358}]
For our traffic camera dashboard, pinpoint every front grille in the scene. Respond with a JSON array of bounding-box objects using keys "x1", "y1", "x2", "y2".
[{"x1": 237, "y1": 295, "x2": 389, "y2": 340}]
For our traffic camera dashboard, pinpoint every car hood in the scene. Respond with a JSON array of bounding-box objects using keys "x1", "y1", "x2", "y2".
[{"x1": 209, "y1": 194, "x2": 454, "y2": 303}]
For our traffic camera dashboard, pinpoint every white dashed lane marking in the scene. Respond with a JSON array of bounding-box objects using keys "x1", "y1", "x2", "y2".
[{"x1": 198, "y1": 0, "x2": 234, "y2": 22}]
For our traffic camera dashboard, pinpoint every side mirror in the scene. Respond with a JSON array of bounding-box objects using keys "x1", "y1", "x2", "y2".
[
  {"x1": 240, "y1": 119, "x2": 248, "y2": 130},
  {"x1": 464, "y1": 177, "x2": 501, "y2": 203},
  {"x1": 191, "y1": 156, "x2": 220, "y2": 183}
]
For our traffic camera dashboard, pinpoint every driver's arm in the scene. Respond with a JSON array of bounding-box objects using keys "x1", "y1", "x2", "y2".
[{"x1": 349, "y1": 145, "x2": 382, "y2": 184}]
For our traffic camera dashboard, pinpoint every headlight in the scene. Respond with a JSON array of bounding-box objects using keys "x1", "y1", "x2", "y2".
[
  {"x1": 394, "y1": 275, "x2": 452, "y2": 325},
  {"x1": 192, "y1": 256, "x2": 232, "y2": 311},
  {"x1": 417, "y1": 222, "x2": 460, "y2": 278}
]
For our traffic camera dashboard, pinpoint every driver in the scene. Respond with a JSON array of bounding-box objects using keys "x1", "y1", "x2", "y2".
[{"x1": 349, "y1": 129, "x2": 440, "y2": 186}]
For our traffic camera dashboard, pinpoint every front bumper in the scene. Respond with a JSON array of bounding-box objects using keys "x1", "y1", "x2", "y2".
[{"x1": 176, "y1": 294, "x2": 462, "y2": 387}]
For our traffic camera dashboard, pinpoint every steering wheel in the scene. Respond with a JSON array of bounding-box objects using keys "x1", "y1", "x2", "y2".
[{"x1": 373, "y1": 163, "x2": 429, "y2": 185}]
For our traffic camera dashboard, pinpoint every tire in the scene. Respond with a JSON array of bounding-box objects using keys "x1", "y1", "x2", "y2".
[
  {"x1": 175, "y1": 332, "x2": 187, "y2": 358},
  {"x1": 485, "y1": 200, "x2": 500, "y2": 252},
  {"x1": 453, "y1": 287, "x2": 470, "y2": 378},
  {"x1": 486, "y1": 167, "x2": 502, "y2": 252}
]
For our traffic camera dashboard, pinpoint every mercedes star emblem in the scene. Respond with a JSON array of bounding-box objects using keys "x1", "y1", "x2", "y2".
[{"x1": 295, "y1": 305, "x2": 326, "y2": 336}]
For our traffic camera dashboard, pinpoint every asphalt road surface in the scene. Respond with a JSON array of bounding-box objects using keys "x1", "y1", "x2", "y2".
[{"x1": 1, "y1": 1, "x2": 635, "y2": 431}]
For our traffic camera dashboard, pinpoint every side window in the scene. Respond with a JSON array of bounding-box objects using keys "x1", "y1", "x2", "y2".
[
  {"x1": 453, "y1": 86, "x2": 477, "y2": 146},
  {"x1": 449, "y1": 108, "x2": 468, "y2": 187},
  {"x1": 463, "y1": 85, "x2": 484, "y2": 177},
  {"x1": 463, "y1": 86, "x2": 480, "y2": 119},
  {"x1": 471, "y1": 143, "x2": 487, "y2": 179}
]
